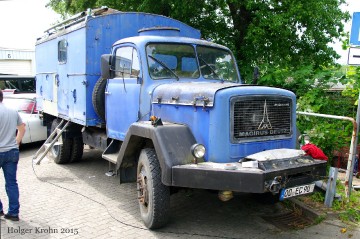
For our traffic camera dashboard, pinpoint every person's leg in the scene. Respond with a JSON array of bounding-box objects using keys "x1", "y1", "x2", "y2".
[
  {"x1": 0, "y1": 151, "x2": 5, "y2": 214},
  {"x1": 2, "y1": 149, "x2": 20, "y2": 216}
]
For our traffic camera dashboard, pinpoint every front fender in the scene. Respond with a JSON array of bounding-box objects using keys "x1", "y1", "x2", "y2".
[{"x1": 116, "y1": 121, "x2": 198, "y2": 185}]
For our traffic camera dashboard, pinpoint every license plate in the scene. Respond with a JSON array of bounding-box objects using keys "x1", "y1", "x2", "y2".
[{"x1": 280, "y1": 183, "x2": 315, "y2": 200}]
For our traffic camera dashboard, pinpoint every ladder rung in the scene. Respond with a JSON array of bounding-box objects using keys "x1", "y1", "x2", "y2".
[{"x1": 44, "y1": 142, "x2": 62, "y2": 150}]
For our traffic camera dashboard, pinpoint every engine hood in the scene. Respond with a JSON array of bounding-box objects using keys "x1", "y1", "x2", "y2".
[{"x1": 151, "y1": 82, "x2": 239, "y2": 107}]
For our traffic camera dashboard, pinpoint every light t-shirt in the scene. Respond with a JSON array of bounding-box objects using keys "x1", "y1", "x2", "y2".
[{"x1": 0, "y1": 103, "x2": 23, "y2": 152}]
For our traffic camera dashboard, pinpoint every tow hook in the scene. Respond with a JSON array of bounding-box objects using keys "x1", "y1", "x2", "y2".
[{"x1": 268, "y1": 176, "x2": 282, "y2": 193}]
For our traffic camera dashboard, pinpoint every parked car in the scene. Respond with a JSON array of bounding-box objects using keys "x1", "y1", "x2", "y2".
[
  {"x1": 2, "y1": 93, "x2": 47, "y2": 144},
  {"x1": 0, "y1": 75, "x2": 36, "y2": 94}
]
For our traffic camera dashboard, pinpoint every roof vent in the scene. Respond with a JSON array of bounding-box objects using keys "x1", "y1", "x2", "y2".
[{"x1": 138, "y1": 27, "x2": 180, "y2": 37}]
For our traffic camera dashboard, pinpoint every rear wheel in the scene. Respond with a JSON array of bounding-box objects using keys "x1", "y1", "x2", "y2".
[
  {"x1": 69, "y1": 137, "x2": 84, "y2": 163},
  {"x1": 49, "y1": 119, "x2": 73, "y2": 164},
  {"x1": 137, "y1": 148, "x2": 170, "y2": 229}
]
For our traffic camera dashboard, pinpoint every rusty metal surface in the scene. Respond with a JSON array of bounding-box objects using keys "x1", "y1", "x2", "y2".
[{"x1": 152, "y1": 82, "x2": 239, "y2": 107}]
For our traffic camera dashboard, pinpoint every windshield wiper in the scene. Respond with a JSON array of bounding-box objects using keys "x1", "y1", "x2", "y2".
[
  {"x1": 148, "y1": 55, "x2": 179, "y2": 81},
  {"x1": 198, "y1": 57, "x2": 222, "y2": 81}
]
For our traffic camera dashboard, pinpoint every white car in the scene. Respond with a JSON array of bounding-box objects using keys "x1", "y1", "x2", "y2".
[{"x1": 2, "y1": 93, "x2": 47, "y2": 144}]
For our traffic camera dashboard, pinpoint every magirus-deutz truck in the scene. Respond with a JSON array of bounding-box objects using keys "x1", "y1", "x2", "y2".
[{"x1": 34, "y1": 7, "x2": 326, "y2": 229}]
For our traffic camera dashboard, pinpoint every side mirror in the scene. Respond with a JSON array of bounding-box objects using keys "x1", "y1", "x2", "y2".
[
  {"x1": 252, "y1": 66, "x2": 260, "y2": 85},
  {"x1": 101, "y1": 54, "x2": 113, "y2": 79}
]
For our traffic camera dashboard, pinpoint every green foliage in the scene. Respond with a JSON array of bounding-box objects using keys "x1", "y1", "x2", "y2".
[
  {"x1": 310, "y1": 191, "x2": 325, "y2": 203},
  {"x1": 337, "y1": 179, "x2": 345, "y2": 191},
  {"x1": 332, "y1": 199, "x2": 343, "y2": 211},
  {"x1": 295, "y1": 65, "x2": 354, "y2": 158},
  {"x1": 313, "y1": 215, "x2": 326, "y2": 225},
  {"x1": 333, "y1": 180, "x2": 360, "y2": 224},
  {"x1": 342, "y1": 66, "x2": 360, "y2": 103},
  {"x1": 226, "y1": 0, "x2": 350, "y2": 83},
  {"x1": 259, "y1": 64, "x2": 347, "y2": 96},
  {"x1": 339, "y1": 208, "x2": 360, "y2": 224}
]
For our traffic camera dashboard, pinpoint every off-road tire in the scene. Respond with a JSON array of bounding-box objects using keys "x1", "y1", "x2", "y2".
[
  {"x1": 49, "y1": 119, "x2": 73, "y2": 164},
  {"x1": 69, "y1": 137, "x2": 84, "y2": 163},
  {"x1": 137, "y1": 148, "x2": 170, "y2": 229},
  {"x1": 92, "y1": 77, "x2": 106, "y2": 121}
]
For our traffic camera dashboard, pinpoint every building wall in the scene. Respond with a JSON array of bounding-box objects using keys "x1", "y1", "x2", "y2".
[{"x1": 0, "y1": 48, "x2": 35, "y2": 75}]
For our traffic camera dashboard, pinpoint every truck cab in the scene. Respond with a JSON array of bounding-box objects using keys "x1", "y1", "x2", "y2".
[{"x1": 103, "y1": 35, "x2": 296, "y2": 162}]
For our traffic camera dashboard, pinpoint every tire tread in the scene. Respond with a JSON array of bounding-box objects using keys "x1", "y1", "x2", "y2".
[
  {"x1": 92, "y1": 77, "x2": 106, "y2": 121},
  {"x1": 138, "y1": 148, "x2": 170, "y2": 229},
  {"x1": 69, "y1": 137, "x2": 84, "y2": 163}
]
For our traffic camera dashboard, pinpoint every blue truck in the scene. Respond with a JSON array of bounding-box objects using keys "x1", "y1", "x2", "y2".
[{"x1": 35, "y1": 8, "x2": 326, "y2": 229}]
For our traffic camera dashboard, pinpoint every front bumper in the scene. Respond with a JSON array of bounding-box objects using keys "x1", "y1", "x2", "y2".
[{"x1": 171, "y1": 159, "x2": 326, "y2": 193}]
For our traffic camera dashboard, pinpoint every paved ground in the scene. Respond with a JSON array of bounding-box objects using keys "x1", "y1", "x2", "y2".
[{"x1": 0, "y1": 143, "x2": 359, "y2": 239}]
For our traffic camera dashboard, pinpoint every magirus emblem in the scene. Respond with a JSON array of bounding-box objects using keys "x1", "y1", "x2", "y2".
[{"x1": 258, "y1": 100, "x2": 272, "y2": 130}]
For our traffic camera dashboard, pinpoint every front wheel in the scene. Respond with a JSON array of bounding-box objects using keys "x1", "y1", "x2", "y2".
[{"x1": 137, "y1": 148, "x2": 170, "y2": 229}]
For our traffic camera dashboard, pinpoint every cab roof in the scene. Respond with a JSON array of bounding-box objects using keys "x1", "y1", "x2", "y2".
[{"x1": 112, "y1": 36, "x2": 229, "y2": 51}]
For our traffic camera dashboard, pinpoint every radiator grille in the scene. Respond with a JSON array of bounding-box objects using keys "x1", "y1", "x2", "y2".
[{"x1": 231, "y1": 96, "x2": 292, "y2": 142}]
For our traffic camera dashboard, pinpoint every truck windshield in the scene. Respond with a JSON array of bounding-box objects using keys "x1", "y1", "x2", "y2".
[
  {"x1": 147, "y1": 43, "x2": 199, "y2": 79},
  {"x1": 196, "y1": 46, "x2": 239, "y2": 82},
  {"x1": 146, "y1": 43, "x2": 239, "y2": 82}
]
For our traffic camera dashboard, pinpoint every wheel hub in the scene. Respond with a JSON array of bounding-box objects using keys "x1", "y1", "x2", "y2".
[
  {"x1": 51, "y1": 136, "x2": 61, "y2": 157},
  {"x1": 137, "y1": 168, "x2": 148, "y2": 206}
]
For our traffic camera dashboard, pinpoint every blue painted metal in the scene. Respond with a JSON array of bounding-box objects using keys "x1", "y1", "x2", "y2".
[
  {"x1": 324, "y1": 167, "x2": 338, "y2": 207},
  {"x1": 153, "y1": 83, "x2": 296, "y2": 163},
  {"x1": 106, "y1": 78, "x2": 141, "y2": 140},
  {"x1": 350, "y1": 12, "x2": 360, "y2": 46},
  {"x1": 151, "y1": 82, "x2": 239, "y2": 107},
  {"x1": 35, "y1": 41, "x2": 57, "y2": 103},
  {"x1": 36, "y1": 12, "x2": 200, "y2": 127}
]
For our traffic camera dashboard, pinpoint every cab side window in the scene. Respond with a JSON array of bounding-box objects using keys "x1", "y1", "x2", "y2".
[{"x1": 114, "y1": 47, "x2": 140, "y2": 78}]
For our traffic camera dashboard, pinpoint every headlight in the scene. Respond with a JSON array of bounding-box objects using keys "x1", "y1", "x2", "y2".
[{"x1": 191, "y1": 144, "x2": 206, "y2": 159}]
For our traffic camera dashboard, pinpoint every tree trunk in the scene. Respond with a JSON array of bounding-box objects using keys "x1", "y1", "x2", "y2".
[{"x1": 227, "y1": 1, "x2": 252, "y2": 63}]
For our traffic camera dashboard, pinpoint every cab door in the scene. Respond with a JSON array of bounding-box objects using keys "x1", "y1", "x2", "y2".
[{"x1": 106, "y1": 45, "x2": 141, "y2": 140}]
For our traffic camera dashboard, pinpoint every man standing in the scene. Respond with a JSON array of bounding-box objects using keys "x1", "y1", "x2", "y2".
[{"x1": 0, "y1": 90, "x2": 25, "y2": 221}]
